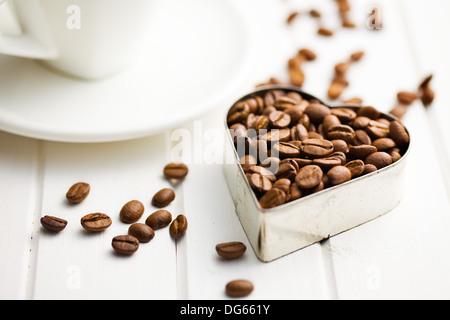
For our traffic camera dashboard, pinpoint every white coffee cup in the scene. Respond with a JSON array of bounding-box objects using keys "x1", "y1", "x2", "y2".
[{"x1": 0, "y1": 0, "x2": 155, "y2": 79}]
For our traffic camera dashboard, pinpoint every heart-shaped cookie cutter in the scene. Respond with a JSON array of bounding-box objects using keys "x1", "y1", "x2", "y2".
[{"x1": 223, "y1": 85, "x2": 411, "y2": 262}]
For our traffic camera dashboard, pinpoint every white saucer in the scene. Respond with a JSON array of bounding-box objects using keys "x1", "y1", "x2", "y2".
[{"x1": 0, "y1": 0, "x2": 257, "y2": 143}]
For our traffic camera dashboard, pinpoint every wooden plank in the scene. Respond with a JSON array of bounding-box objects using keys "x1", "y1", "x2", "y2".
[
  {"x1": 31, "y1": 134, "x2": 179, "y2": 299},
  {"x1": 0, "y1": 131, "x2": 40, "y2": 299}
]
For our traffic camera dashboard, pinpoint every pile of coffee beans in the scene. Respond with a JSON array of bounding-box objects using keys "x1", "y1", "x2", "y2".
[
  {"x1": 228, "y1": 88, "x2": 410, "y2": 209},
  {"x1": 40, "y1": 163, "x2": 189, "y2": 256}
]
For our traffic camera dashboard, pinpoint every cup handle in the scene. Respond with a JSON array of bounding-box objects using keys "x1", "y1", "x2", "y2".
[{"x1": 0, "y1": 0, "x2": 58, "y2": 59}]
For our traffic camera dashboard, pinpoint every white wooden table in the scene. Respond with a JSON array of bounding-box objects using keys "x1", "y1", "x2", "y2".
[{"x1": 1, "y1": 0, "x2": 450, "y2": 300}]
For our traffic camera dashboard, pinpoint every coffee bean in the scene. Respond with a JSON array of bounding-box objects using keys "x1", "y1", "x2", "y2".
[
  {"x1": 318, "y1": 27, "x2": 334, "y2": 37},
  {"x1": 120, "y1": 200, "x2": 145, "y2": 224},
  {"x1": 389, "y1": 148, "x2": 402, "y2": 163},
  {"x1": 128, "y1": 223, "x2": 155, "y2": 243},
  {"x1": 227, "y1": 101, "x2": 250, "y2": 125},
  {"x1": 301, "y1": 139, "x2": 334, "y2": 158},
  {"x1": 331, "y1": 139, "x2": 348, "y2": 153},
  {"x1": 362, "y1": 164, "x2": 378, "y2": 175},
  {"x1": 291, "y1": 124, "x2": 308, "y2": 141},
  {"x1": 112, "y1": 235, "x2": 139, "y2": 255},
  {"x1": 263, "y1": 90, "x2": 284, "y2": 108},
  {"x1": 272, "y1": 178, "x2": 291, "y2": 193},
  {"x1": 327, "y1": 124, "x2": 355, "y2": 143},
  {"x1": 372, "y1": 138, "x2": 396, "y2": 151},
  {"x1": 389, "y1": 120, "x2": 410, "y2": 147},
  {"x1": 66, "y1": 182, "x2": 90, "y2": 204},
  {"x1": 216, "y1": 242, "x2": 247, "y2": 260},
  {"x1": 313, "y1": 157, "x2": 342, "y2": 172},
  {"x1": 328, "y1": 76, "x2": 348, "y2": 100},
  {"x1": 365, "y1": 120, "x2": 390, "y2": 139},
  {"x1": 327, "y1": 166, "x2": 352, "y2": 186},
  {"x1": 226, "y1": 280, "x2": 254, "y2": 297},
  {"x1": 81, "y1": 213, "x2": 112, "y2": 232},
  {"x1": 259, "y1": 188, "x2": 286, "y2": 209},
  {"x1": 253, "y1": 115, "x2": 269, "y2": 133},
  {"x1": 249, "y1": 173, "x2": 272, "y2": 194},
  {"x1": 41, "y1": 215, "x2": 68, "y2": 233},
  {"x1": 260, "y1": 157, "x2": 280, "y2": 174},
  {"x1": 275, "y1": 163, "x2": 297, "y2": 181},
  {"x1": 285, "y1": 106, "x2": 304, "y2": 125},
  {"x1": 345, "y1": 160, "x2": 365, "y2": 178},
  {"x1": 164, "y1": 163, "x2": 189, "y2": 180},
  {"x1": 365, "y1": 152, "x2": 393, "y2": 169},
  {"x1": 247, "y1": 166, "x2": 276, "y2": 183},
  {"x1": 421, "y1": 86, "x2": 435, "y2": 106},
  {"x1": 280, "y1": 158, "x2": 299, "y2": 172},
  {"x1": 169, "y1": 214, "x2": 188, "y2": 239},
  {"x1": 145, "y1": 210, "x2": 172, "y2": 230},
  {"x1": 353, "y1": 129, "x2": 372, "y2": 145},
  {"x1": 268, "y1": 111, "x2": 291, "y2": 129},
  {"x1": 295, "y1": 165, "x2": 323, "y2": 189},
  {"x1": 272, "y1": 142, "x2": 301, "y2": 159},
  {"x1": 304, "y1": 103, "x2": 332, "y2": 124},
  {"x1": 286, "y1": 183, "x2": 302, "y2": 202},
  {"x1": 357, "y1": 106, "x2": 380, "y2": 120},
  {"x1": 397, "y1": 91, "x2": 418, "y2": 105},
  {"x1": 348, "y1": 144, "x2": 377, "y2": 160},
  {"x1": 353, "y1": 116, "x2": 371, "y2": 129},
  {"x1": 389, "y1": 104, "x2": 408, "y2": 120},
  {"x1": 322, "y1": 114, "x2": 341, "y2": 134},
  {"x1": 260, "y1": 128, "x2": 291, "y2": 144},
  {"x1": 274, "y1": 96, "x2": 298, "y2": 111},
  {"x1": 328, "y1": 151, "x2": 347, "y2": 165},
  {"x1": 331, "y1": 107, "x2": 356, "y2": 123},
  {"x1": 240, "y1": 155, "x2": 257, "y2": 172},
  {"x1": 152, "y1": 188, "x2": 175, "y2": 208}
]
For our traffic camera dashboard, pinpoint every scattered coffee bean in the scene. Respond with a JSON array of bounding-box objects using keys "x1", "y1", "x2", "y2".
[
  {"x1": 146, "y1": 210, "x2": 172, "y2": 230},
  {"x1": 397, "y1": 91, "x2": 418, "y2": 105},
  {"x1": 152, "y1": 188, "x2": 175, "y2": 208},
  {"x1": 120, "y1": 200, "x2": 145, "y2": 224},
  {"x1": 112, "y1": 235, "x2": 139, "y2": 255},
  {"x1": 318, "y1": 27, "x2": 334, "y2": 37},
  {"x1": 286, "y1": 11, "x2": 299, "y2": 24},
  {"x1": 81, "y1": 213, "x2": 112, "y2": 232},
  {"x1": 41, "y1": 215, "x2": 68, "y2": 233},
  {"x1": 169, "y1": 214, "x2": 188, "y2": 239},
  {"x1": 164, "y1": 163, "x2": 189, "y2": 180},
  {"x1": 66, "y1": 182, "x2": 90, "y2": 204},
  {"x1": 328, "y1": 52, "x2": 364, "y2": 100},
  {"x1": 128, "y1": 223, "x2": 155, "y2": 243},
  {"x1": 418, "y1": 74, "x2": 435, "y2": 107},
  {"x1": 216, "y1": 242, "x2": 247, "y2": 260},
  {"x1": 225, "y1": 280, "x2": 254, "y2": 297},
  {"x1": 228, "y1": 88, "x2": 410, "y2": 209}
]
